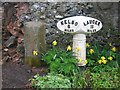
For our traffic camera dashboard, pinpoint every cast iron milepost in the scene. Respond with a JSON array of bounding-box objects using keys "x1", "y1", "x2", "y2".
[{"x1": 57, "y1": 16, "x2": 102, "y2": 66}]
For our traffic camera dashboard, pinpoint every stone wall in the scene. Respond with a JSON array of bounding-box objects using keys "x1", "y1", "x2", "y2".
[
  {"x1": 23, "y1": 2, "x2": 118, "y2": 49},
  {"x1": 2, "y1": 2, "x2": 120, "y2": 51}
]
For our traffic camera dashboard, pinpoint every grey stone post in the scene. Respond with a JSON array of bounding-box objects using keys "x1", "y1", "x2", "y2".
[{"x1": 24, "y1": 21, "x2": 46, "y2": 67}]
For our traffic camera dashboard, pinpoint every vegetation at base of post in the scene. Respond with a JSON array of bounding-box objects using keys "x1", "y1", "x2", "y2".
[
  {"x1": 42, "y1": 45, "x2": 79, "y2": 77},
  {"x1": 29, "y1": 73, "x2": 72, "y2": 88},
  {"x1": 30, "y1": 40, "x2": 120, "y2": 89}
]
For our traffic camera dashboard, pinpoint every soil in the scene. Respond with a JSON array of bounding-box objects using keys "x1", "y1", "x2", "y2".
[
  {"x1": 2, "y1": 61, "x2": 32, "y2": 88},
  {"x1": 2, "y1": 61, "x2": 48, "y2": 89}
]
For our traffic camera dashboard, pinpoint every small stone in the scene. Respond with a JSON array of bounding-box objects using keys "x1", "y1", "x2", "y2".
[
  {"x1": 87, "y1": 4, "x2": 93, "y2": 8},
  {"x1": 32, "y1": 3, "x2": 40, "y2": 10},
  {"x1": 4, "y1": 36, "x2": 16, "y2": 48},
  {"x1": 20, "y1": 14, "x2": 31, "y2": 23},
  {"x1": 27, "y1": 70, "x2": 32, "y2": 73},
  {"x1": 55, "y1": 15, "x2": 63, "y2": 19},
  {"x1": 3, "y1": 56, "x2": 10, "y2": 62},
  {"x1": 4, "y1": 48, "x2": 8, "y2": 52},
  {"x1": 40, "y1": 7, "x2": 46, "y2": 13},
  {"x1": 17, "y1": 58, "x2": 24, "y2": 65},
  {"x1": 17, "y1": 43, "x2": 25, "y2": 54},
  {"x1": 40, "y1": 15, "x2": 46, "y2": 19}
]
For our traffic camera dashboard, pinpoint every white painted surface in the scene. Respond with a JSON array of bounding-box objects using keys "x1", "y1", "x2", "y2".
[
  {"x1": 57, "y1": 16, "x2": 102, "y2": 34},
  {"x1": 73, "y1": 34, "x2": 86, "y2": 66}
]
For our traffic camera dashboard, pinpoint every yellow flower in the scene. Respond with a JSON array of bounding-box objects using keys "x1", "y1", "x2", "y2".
[
  {"x1": 85, "y1": 60, "x2": 88, "y2": 64},
  {"x1": 108, "y1": 56, "x2": 113, "y2": 61},
  {"x1": 109, "y1": 43, "x2": 112, "y2": 47},
  {"x1": 89, "y1": 49, "x2": 94, "y2": 54},
  {"x1": 52, "y1": 40, "x2": 57, "y2": 46},
  {"x1": 98, "y1": 60, "x2": 102, "y2": 64},
  {"x1": 67, "y1": 45, "x2": 72, "y2": 51},
  {"x1": 76, "y1": 47, "x2": 81, "y2": 51},
  {"x1": 102, "y1": 60, "x2": 107, "y2": 64},
  {"x1": 33, "y1": 50, "x2": 38, "y2": 56},
  {"x1": 78, "y1": 58, "x2": 82, "y2": 63},
  {"x1": 86, "y1": 43, "x2": 90, "y2": 48},
  {"x1": 111, "y1": 47, "x2": 116, "y2": 52},
  {"x1": 101, "y1": 56, "x2": 105, "y2": 60}
]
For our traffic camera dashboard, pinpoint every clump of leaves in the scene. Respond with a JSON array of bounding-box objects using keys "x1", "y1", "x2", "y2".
[
  {"x1": 90, "y1": 68, "x2": 120, "y2": 88},
  {"x1": 42, "y1": 47, "x2": 79, "y2": 76},
  {"x1": 29, "y1": 73, "x2": 72, "y2": 89},
  {"x1": 86, "y1": 41, "x2": 119, "y2": 70},
  {"x1": 71, "y1": 69, "x2": 91, "y2": 88}
]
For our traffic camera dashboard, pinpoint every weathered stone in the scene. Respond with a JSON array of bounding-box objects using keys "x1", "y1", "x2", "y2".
[
  {"x1": 24, "y1": 21, "x2": 46, "y2": 67},
  {"x1": 40, "y1": 6, "x2": 46, "y2": 13},
  {"x1": 55, "y1": 15, "x2": 63, "y2": 19},
  {"x1": 87, "y1": 4, "x2": 94, "y2": 8},
  {"x1": 40, "y1": 15, "x2": 46, "y2": 19},
  {"x1": 20, "y1": 14, "x2": 31, "y2": 23},
  {"x1": 17, "y1": 43, "x2": 25, "y2": 55},
  {"x1": 4, "y1": 36, "x2": 16, "y2": 48},
  {"x1": 98, "y1": 3, "x2": 113, "y2": 10},
  {"x1": 3, "y1": 56, "x2": 11, "y2": 62},
  {"x1": 3, "y1": 48, "x2": 8, "y2": 52}
]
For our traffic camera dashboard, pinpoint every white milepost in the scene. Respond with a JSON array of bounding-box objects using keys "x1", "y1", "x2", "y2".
[
  {"x1": 57, "y1": 16, "x2": 102, "y2": 66},
  {"x1": 73, "y1": 34, "x2": 86, "y2": 66}
]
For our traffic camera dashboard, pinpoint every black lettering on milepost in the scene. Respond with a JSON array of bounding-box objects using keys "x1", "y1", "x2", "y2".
[
  {"x1": 61, "y1": 19, "x2": 79, "y2": 33},
  {"x1": 68, "y1": 20, "x2": 70, "y2": 24},
  {"x1": 98, "y1": 22, "x2": 100, "y2": 26},
  {"x1": 64, "y1": 20, "x2": 67, "y2": 24},
  {"x1": 90, "y1": 25, "x2": 94, "y2": 29},
  {"x1": 75, "y1": 22, "x2": 78, "y2": 26},
  {"x1": 72, "y1": 20, "x2": 74, "y2": 24},
  {"x1": 72, "y1": 29, "x2": 74, "y2": 32},
  {"x1": 83, "y1": 22, "x2": 87, "y2": 26},
  {"x1": 67, "y1": 25, "x2": 70, "y2": 28},
  {"x1": 61, "y1": 21, "x2": 64, "y2": 25}
]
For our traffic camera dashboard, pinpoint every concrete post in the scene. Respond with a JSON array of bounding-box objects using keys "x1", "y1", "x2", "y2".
[{"x1": 24, "y1": 21, "x2": 46, "y2": 67}]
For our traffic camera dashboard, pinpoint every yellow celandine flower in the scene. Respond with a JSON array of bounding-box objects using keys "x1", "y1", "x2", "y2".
[
  {"x1": 78, "y1": 58, "x2": 82, "y2": 63},
  {"x1": 98, "y1": 56, "x2": 108, "y2": 64},
  {"x1": 111, "y1": 47, "x2": 116, "y2": 52},
  {"x1": 52, "y1": 40, "x2": 57, "y2": 46},
  {"x1": 102, "y1": 59, "x2": 107, "y2": 64},
  {"x1": 86, "y1": 43, "x2": 90, "y2": 48},
  {"x1": 98, "y1": 60, "x2": 102, "y2": 64},
  {"x1": 76, "y1": 47, "x2": 81, "y2": 51},
  {"x1": 84, "y1": 60, "x2": 88, "y2": 64},
  {"x1": 67, "y1": 45, "x2": 72, "y2": 51},
  {"x1": 89, "y1": 49, "x2": 94, "y2": 54},
  {"x1": 101, "y1": 56, "x2": 105, "y2": 60},
  {"x1": 33, "y1": 50, "x2": 38, "y2": 56},
  {"x1": 109, "y1": 43, "x2": 112, "y2": 47},
  {"x1": 108, "y1": 56, "x2": 113, "y2": 61}
]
